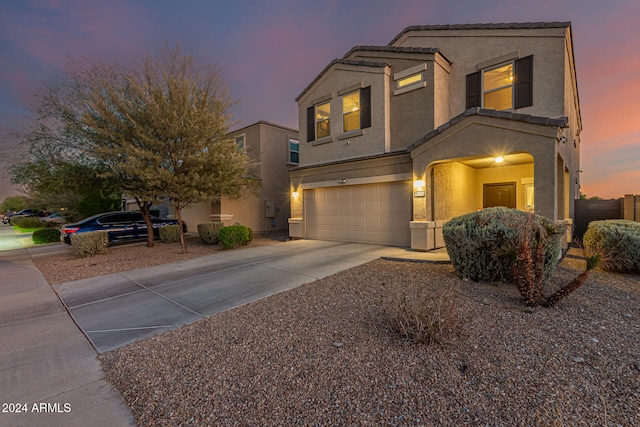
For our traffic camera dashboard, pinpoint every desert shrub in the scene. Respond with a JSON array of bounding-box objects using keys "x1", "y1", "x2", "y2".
[
  {"x1": 218, "y1": 225, "x2": 251, "y2": 249},
  {"x1": 443, "y1": 207, "x2": 564, "y2": 283},
  {"x1": 159, "y1": 224, "x2": 181, "y2": 243},
  {"x1": 198, "y1": 222, "x2": 224, "y2": 244},
  {"x1": 32, "y1": 227, "x2": 61, "y2": 244},
  {"x1": 71, "y1": 231, "x2": 108, "y2": 257},
  {"x1": 247, "y1": 227, "x2": 254, "y2": 243},
  {"x1": 583, "y1": 220, "x2": 640, "y2": 273},
  {"x1": 385, "y1": 284, "x2": 461, "y2": 345},
  {"x1": 511, "y1": 213, "x2": 600, "y2": 307},
  {"x1": 13, "y1": 217, "x2": 46, "y2": 231}
]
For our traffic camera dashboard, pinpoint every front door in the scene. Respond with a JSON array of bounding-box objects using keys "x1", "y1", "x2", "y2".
[{"x1": 483, "y1": 182, "x2": 516, "y2": 209}]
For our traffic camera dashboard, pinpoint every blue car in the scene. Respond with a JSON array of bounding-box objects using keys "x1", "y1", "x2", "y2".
[{"x1": 60, "y1": 211, "x2": 186, "y2": 245}]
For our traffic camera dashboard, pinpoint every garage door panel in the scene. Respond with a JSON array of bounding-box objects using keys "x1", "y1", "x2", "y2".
[{"x1": 305, "y1": 181, "x2": 411, "y2": 247}]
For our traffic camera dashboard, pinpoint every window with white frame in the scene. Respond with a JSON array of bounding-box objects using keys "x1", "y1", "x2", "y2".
[{"x1": 289, "y1": 138, "x2": 299, "y2": 164}]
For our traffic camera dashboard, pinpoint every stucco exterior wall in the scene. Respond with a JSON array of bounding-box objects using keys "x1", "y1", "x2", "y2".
[
  {"x1": 297, "y1": 63, "x2": 390, "y2": 166},
  {"x1": 412, "y1": 116, "x2": 559, "y2": 220},
  {"x1": 183, "y1": 121, "x2": 298, "y2": 233},
  {"x1": 392, "y1": 27, "x2": 569, "y2": 120}
]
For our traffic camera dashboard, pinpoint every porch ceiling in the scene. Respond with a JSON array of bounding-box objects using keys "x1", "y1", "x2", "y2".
[{"x1": 458, "y1": 152, "x2": 533, "y2": 169}]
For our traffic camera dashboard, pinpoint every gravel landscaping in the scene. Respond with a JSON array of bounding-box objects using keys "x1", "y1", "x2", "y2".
[{"x1": 49, "y1": 241, "x2": 636, "y2": 426}]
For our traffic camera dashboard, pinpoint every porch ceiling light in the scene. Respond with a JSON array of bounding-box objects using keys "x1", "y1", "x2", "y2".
[
  {"x1": 414, "y1": 180, "x2": 425, "y2": 190},
  {"x1": 494, "y1": 156, "x2": 504, "y2": 163}
]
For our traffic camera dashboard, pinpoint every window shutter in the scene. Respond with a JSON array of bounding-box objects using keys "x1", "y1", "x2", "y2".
[
  {"x1": 515, "y1": 55, "x2": 533, "y2": 109},
  {"x1": 360, "y1": 86, "x2": 371, "y2": 129},
  {"x1": 306, "y1": 106, "x2": 315, "y2": 142},
  {"x1": 466, "y1": 71, "x2": 481, "y2": 109}
]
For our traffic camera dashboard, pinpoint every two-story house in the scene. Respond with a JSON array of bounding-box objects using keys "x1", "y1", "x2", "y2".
[
  {"x1": 289, "y1": 22, "x2": 581, "y2": 250},
  {"x1": 181, "y1": 120, "x2": 299, "y2": 233}
]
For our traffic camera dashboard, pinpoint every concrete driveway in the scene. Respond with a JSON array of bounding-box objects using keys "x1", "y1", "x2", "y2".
[{"x1": 53, "y1": 239, "x2": 416, "y2": 353}]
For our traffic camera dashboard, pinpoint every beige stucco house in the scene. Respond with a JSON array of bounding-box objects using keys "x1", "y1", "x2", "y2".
[
  {"x1": 181, "y1": 120, "x2": 299, "y2": 233},
  {"x1": 289, "y1": 22, "x2": 581, "y2": 250}
]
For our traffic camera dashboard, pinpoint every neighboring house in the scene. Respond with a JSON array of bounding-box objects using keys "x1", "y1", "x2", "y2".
[
  {"x1": 289, "y1": 22, "x2": 581, "y2": 250},
  {"x1": 181, "y1": 120, "x2": 299, "y2": 233}
]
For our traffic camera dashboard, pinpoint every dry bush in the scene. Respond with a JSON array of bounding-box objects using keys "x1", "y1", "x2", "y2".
[{"x1": 385, "y1": 283, "x2": 462, "y2": 345}]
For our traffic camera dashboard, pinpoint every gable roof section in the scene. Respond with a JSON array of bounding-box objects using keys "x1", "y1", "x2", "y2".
[
  {"x1": 295, "y1": 58, "x2": 387, "y2": 102},
  {"x1": 230, "y1": 120, "x2": 298, "y2": 135},
  {"x1": 389, "y1": 21, "x2": 572, "y2": 46},
  {"x1": 408, "y1": 107, "x2": 569, "y2": 151},
  {"x1": 344, "y1": 45, "x2": 444, "y2": 58}
]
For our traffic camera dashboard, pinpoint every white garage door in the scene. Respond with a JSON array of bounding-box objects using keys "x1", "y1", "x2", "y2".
[{"x1": 305, "y1": 181, "x2": 411, "y2": 247}]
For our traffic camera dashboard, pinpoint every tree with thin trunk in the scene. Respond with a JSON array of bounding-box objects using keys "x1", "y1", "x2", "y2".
[{"x1": 30, "y1": 44, "x2": 257, "y2": 251}]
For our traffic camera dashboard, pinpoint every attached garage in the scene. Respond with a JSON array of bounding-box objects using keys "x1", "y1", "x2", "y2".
[{"x1": 304, "y1": 181, "x2": 412, "y2": 247}]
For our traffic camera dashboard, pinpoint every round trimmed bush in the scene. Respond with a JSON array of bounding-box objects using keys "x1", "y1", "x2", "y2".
[
  {"x1": 218, "y1": 225, "x2": 251, "y2": 249},
  {"x1": 443, "y1": 207, "x2": 564, "y2": 283},
  {"x1": 32, "y1": 227, "x2": 61, "y2": 244}
]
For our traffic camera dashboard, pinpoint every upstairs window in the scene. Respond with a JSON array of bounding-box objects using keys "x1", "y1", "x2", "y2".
[
  {"x1": 315, "y1": 101, "x2": 331, "y2": 139},
  {"x1": 342, "y1": 86, "x2": 371, "y2": 132},
  {"x1": 235, "y1": 134, "x2": 246, "y2": 150},
  {"x1": 466, "y1": 55, "x2": 533, "y2": 110},
  {"x1": 342, "y1": 91, "x2": 360, "y2": 132},
  {"x1": 483, "y1": 63, "x2": 514, "y2": 110},
  {"x1": 289, "y1": 138, "x2": 299, "y2": 164}
]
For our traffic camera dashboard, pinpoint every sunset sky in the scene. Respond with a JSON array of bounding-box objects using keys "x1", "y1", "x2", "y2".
[{"x1": 1, "y1": 0, "x2": 638, "y2": 202}]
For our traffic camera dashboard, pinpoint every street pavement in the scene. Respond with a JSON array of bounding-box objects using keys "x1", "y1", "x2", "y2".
[{"x1": 0, "y1": 223, "x2": 449, "y2": 425}]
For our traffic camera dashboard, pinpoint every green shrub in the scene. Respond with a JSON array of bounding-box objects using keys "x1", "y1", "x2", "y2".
[
  {"x1": 70, "y1": 231, "x2": 108, "y2": 257},
  {"x1": 218, "y1": 225, "x2": 251, "y2": 249},
  {"x1": 198, "y1": 222, "x2": 224, "y2": 244},
  {"x1": 13, "y1": 217, "x2": 45, "y2": 230},
  {"x1": 32, "y1": 228, "x2": 61, "y2": 244},
  {"x1": 443, "y1": 207, "x2": 564, "y2": 283},
  {"x1": 247, "y1": 227, "x2": 254, "y2": 242},
  {"x1": 159, "y1": 224, "x2": 181, "y2": 243},
  {"x1": 584, "y1": 220, "x2": 640, "y2": 273}
]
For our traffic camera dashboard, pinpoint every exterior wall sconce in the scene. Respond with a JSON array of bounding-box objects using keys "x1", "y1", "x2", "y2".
[
  {"x1": 292, "y1": 191, "x2": 299, "y2": 198},
  {"x1": 413, "y1": 180, "x2": 425, "y2": 191},
  {"x1": 494, "y1": 156, "x2": 504, "y2": 163}
]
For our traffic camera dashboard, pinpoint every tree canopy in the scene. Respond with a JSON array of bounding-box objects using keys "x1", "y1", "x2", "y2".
[{"x1": 11, "y1": 44, "x2": 257, "y2": 251}]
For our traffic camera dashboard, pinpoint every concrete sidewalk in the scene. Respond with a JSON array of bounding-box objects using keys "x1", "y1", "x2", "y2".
[{"x1": 0, "y1": 226, "x2": 134, "y2": 427}]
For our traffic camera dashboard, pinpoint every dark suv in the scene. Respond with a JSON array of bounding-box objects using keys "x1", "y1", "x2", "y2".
[{"x1": 60, "y1": 211, "x2": 186, "y2": 244}]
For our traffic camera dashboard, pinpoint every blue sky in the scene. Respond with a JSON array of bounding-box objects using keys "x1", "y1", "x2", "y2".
[{"x1": 1, "y1": 0, "x2": 639, "y2": 201}]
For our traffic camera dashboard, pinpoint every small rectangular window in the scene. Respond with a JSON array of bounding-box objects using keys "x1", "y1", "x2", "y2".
[
  {"x1": 235, "y1": 134, "x2": 246, "y2": 150},
  {"x1": 315, "y1": 102, "x2": 330, "y2": 139},
  {"x1": 289, "y1": 138, "x2": 299, "y2": 164},
  {"x1": 398, "y1": 73, "x2": 423, "y2": 88}
]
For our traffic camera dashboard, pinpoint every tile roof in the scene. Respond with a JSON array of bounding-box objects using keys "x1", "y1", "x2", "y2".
[
  {"x1": 344, "y1": 45, "x2": 441, "y2": 57},
  {"x1": 295, "y1": 58, "x2": 388, "y2": 102},
  {"x1": 230, "y1": 120, "x2": 298, "y2": 135},
  {"x1": 408, "y1": 107, "x2": 569, "y2": 150},
  {"x1": 389, "y1": 21, "x2": 572, "y2": 46}
]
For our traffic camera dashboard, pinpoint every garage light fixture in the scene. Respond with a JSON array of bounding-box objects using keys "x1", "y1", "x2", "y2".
[
  {"x1": 292, "y1": 191, "x2": 299, "y2": 198},
  {"x1": 494, "y1": 156, "x2": 504, "y2": 163},
  {"x1": 413, "y1": 180, "x2": 425, "y2": 191}
]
